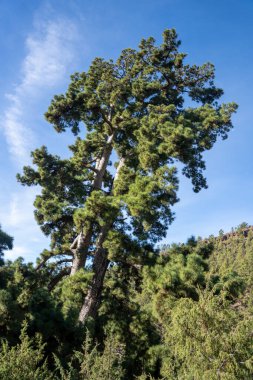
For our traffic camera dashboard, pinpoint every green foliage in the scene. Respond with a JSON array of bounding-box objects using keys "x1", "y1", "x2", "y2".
[
  {"x1": 0, "y1": 258, "x2": 81, "y2": 358},
  {"x1": 0, "y1": 327, "x2": 125, "y2": 380},
  {"x1": 207, "y1": 226, "x2": 253, "y2": 309},
  {"x1": 0, "y1": 325, "x2": 53, "y2": 380},
  {"x1": 73, "y1": 190, "x2": 121, "y2": 231},
  {"x1": 98, "y1": 263, "x2": 159, "y2": 378},
  {"x1": 0, "y1": 225, "x2": 13, "y2": 265},
  {"x1": 140, "y1": 241, "x2": 209, "y2": 324},
  {"x1": 159, "y1": 290, "x2": 253, "y2": 379},
  {"x1": 55, "y1": 334, "x2": 125, "y2": 380},
  {"x1": 1, "y1": 226, "x2": 253, "y2": 379},
  {"x1": 54, "y1": 269, "x2": 93, "y2": 320}
]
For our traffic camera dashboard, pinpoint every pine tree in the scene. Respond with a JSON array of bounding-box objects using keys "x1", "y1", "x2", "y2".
[{"x1": 18, "y1": 29, "x2": 237, "y2": 323}]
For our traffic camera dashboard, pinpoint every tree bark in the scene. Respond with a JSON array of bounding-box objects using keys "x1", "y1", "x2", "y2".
[
  {"x1": 78, "y1": 225, "x2": 110, "y2": 322},
  {"x1": 78, "y1": 157, "x2": 125, "y2": 323}
]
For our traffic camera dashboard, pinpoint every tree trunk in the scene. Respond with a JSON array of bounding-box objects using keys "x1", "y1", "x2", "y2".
[
  {"x1": 78, "y1": 229, "x2": 110, "y2": 322},
  {"x1": 78, "y1": 157, "x2": 125, "y2": 323},
  {"x1": 78, "y1": 250, "x2": 109, "y2": 321},
  {"x1": 70, "y1": 133, "x2": 115, "y2": 275}
]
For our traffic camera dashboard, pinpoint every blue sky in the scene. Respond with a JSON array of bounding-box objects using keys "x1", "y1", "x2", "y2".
[{"x1": 0, "y1": 0, "x2": 253, "y2": 261}]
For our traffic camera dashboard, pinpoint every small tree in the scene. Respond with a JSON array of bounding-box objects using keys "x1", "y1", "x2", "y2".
[
  {"x1": 0, "y1": 326, "x2": 53, "y2": 380},
  {"x1": 18, "y1": 29, "x2": 237, "y2": 322}
]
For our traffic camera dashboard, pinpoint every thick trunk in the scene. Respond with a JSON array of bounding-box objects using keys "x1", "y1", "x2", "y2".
[
  {"x1": 70, "y1": 133, "x2": 115, "y2": 275},
  {"x1": 78, "y1": 157, "x2": 125, "y2": 323},
  {"x1": 78, "y1": 225, "x2": 110, "y2": 322},
  {"x1": 78, "y1": 249, "x2": 109, "y2": 321},
  {"x1": 71, "y1": 255, "x2": 85, "y2": 276}
]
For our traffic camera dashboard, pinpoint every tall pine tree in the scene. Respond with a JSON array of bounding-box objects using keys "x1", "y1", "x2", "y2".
[{"x1": 18, "y1": 29, "x2": 237, "y2": 322}]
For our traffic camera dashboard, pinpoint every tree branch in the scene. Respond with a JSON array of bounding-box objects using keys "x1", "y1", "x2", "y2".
[{"x1": 48, "y1": 267, "x2": 71, "y2": 291}]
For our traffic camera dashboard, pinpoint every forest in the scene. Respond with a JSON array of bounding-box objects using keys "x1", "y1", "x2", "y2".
[{"x1": 0, "y1": 29, "x2": 252, "y2": 379}]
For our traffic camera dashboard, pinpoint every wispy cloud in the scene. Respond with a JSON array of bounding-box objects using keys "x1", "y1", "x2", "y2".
[
  {"x1": 1, "y1": 17, "x2": 78, "y2": 166},
  {"x1": 2, "y1": 189, "x2": 36, "y2": 228},
  {"x1": 22, "y1": 19, "x2": 77, "y2": 90},
  {"x1": 0, "y1": 13, "x2": 81, "y2": 262}
]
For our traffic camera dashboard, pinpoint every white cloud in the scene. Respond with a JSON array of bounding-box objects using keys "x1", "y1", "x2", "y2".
[
  {"x1": 3, "y1": 189, "x2": 36, "y2": 228},
  {"x1": 4, "y1": 245, "x2": 32, "y2": 261},
  {"x1": 21, "y1": 19, "x2": 77, "y2": 91},
  {"x1": 1, "y1": 17, "x2": 78, "y2": 166},
  {"x1": 0, "y1": 14, "x2": 81, "y2": 262}
]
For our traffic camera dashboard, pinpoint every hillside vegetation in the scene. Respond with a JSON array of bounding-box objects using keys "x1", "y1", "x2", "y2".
[{"x1": 0, "y1": 223, "x2": 252, "y2": 379}]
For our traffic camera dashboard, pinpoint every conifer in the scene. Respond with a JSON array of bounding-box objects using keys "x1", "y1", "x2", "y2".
[{"x1": 18, "y1": 29, "x2": 237, "y2": 322}]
